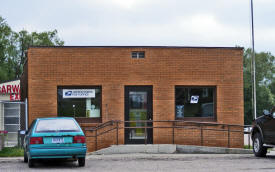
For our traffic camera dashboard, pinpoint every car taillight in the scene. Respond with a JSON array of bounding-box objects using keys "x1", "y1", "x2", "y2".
[
  {"x1": 73, "y1": 136, "x2": 86, "y2": 143},
  {"x1": 30, "y1": 137, "x2": 44, "y2": 144}
]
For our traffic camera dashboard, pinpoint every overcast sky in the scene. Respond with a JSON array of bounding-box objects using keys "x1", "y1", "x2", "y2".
[{"x1": 1, "y1": 0, "x2": 275, "y2": 54}]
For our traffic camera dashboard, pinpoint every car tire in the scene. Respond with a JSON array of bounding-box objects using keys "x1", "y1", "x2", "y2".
[
  {"x1": 78, "y1": 157, "x2": 85, "y2": 167},
  {"x1": 253, "y1": 132, "x2": 267, "y2": 157},
  {"x1": 28, "y1": 158, "x2": 34, "y2": 168},
  {"x1": 23, "y1": 151, "x2": 28, "y2": 163}
]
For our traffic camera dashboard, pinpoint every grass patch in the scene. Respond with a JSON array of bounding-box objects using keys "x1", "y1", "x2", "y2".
[
  {"x1": 0, "y1": 147, "x2": 24, "y2": 157},
  {"x1": 244, "y1": 145, "x2": 252, "y2": 149}
]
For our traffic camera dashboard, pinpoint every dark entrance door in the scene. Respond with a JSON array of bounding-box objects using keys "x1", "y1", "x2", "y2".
[{"x1": 125, "y1": 86, "x2": 153, "y2": 144}]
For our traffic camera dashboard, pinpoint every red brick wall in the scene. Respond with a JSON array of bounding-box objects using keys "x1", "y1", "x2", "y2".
[{"x1": 23, "y1": 47, "x2": 244, "y2": 151}]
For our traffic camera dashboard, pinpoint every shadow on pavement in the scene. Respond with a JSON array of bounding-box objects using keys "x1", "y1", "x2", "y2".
[
  {"x1": 266, "y1": 155, "x2": 275, "y2": 159},
  {"x1": 28, "y1": 159, "x2": 80, "y2": 169}
]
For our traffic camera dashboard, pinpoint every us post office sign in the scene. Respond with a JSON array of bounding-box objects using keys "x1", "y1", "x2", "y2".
[{"x1": 63, "y1": 89, "x2": 95, "y2": 98}]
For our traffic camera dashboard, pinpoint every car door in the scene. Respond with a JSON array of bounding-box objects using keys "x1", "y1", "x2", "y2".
[
  {"x1": 261, "y1": 115, "x2": 275, "y2": 144},
  {"x1": 270, "y1": 111, "x2": 275, "y2": 143}
]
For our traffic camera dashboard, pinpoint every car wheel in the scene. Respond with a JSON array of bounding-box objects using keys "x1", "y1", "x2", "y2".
[
  {"x1": 28, "y1": 158, "x2": 34, "y2": 168},
  {"x1": 78, "y1": 157, "x2": 85, "y2": 167},
  {"x1": 23, "y1": 151, "x2": 28, "y2": 163},
  {"x1": 253, "y1": 132, "x2": 267, "y2": 157}
]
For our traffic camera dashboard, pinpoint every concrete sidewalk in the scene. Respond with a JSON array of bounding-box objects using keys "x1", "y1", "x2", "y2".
[
  {"x1": 91, "y1": 144, "x2": 253, "y2": 155},
  {"x1": 86, "y1": 153, "x2": 253, "y2": 161}
]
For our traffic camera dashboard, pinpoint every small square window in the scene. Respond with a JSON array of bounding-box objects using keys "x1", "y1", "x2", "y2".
[
  {"x1": 132, "y1": 51, "x2": 145, "y2": 58},
  {"x1": 132, "y1": 52, "x2": 138, "y2": 58}
]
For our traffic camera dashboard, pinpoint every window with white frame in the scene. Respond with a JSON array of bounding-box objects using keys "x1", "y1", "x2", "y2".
[{"x1": 132, "y1": 51, "x2": 145, "y2": 58}]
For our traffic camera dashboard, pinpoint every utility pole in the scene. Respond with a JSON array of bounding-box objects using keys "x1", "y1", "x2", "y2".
[{"x1": 250, "y1": 0, "x2": 257, "y2": 119}]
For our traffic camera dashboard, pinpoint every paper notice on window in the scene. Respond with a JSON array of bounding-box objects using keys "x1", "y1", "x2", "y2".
[{"x1": 190, "y1": 95, "x2": 199, "y2": 104}]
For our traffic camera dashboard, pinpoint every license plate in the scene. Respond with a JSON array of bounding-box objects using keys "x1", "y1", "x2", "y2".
[{"x1": 52, "y1": 137, "x2": 64, "y2": 144}]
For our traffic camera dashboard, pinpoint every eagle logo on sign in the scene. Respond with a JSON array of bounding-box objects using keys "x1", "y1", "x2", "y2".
[
  {"x1": 190, "y1": 95, "x2": 199, "y2": 104},
  {"x1": 65, "y1": 91, "x2": 72, "y2": 96}
]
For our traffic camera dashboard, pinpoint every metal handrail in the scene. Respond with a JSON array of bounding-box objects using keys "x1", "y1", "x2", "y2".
[
  {"x1": 82, "y1": 120, "x2": 116, "y2": 131},
  {"x1": 84, "y1": 120, "x2": 251, "y2": 151}
]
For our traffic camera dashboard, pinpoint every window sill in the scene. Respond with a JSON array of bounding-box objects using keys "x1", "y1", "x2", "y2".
[
  {"x1": 175, "y1": 117, "x2": 216, "y2": 122},
  {"x1": 75, "y1": 117, "x2": 101, "y2": 123}
]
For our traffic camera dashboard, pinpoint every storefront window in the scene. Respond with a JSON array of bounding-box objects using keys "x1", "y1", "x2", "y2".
[
  {"x1": 4, "y1": 103, "x2": 20, "y2": 147},
  {"x1": 57, "y1": 86, "x2": 101, "y2": 119},
  {"x1": 175, "y1": 86, "x2": 216, "y2": 119}
]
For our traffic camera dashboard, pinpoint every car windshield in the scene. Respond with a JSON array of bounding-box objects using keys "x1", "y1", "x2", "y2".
[{"x1": 35, "y1": 119, "x2": 80, "y2": 133}]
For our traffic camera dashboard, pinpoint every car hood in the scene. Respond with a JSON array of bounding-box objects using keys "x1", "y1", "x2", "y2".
[{"x1": 253, "y1": 115, "x2": 269, "y2": 125}]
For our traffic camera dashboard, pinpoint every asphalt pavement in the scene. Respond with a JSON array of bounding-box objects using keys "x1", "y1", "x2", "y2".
[{"x1": 1, "y1": 153, "x2": 275, "y2": 172}]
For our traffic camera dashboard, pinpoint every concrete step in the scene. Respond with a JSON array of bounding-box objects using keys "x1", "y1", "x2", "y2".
[{"x1": 90, "y1": 144, "x2": 253, "y2": 155}]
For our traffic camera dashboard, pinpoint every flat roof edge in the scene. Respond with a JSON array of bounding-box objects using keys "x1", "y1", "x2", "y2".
[
  {"x1": 0, "y1": 79, "x2": 20, "y2": 84},
  {"x1": 28, "y1": 46, "x2": 244, "y2": 50}
]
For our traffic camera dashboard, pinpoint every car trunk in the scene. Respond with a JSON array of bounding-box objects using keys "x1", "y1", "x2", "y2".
[{"x1": 31, "y1": 131, "x2": 85, "y2": 148}]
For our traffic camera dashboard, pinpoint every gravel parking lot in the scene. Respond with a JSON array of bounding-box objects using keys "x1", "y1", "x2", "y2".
[{"x1": 1, "y1": 153, "x2": 275, "y2": 172}]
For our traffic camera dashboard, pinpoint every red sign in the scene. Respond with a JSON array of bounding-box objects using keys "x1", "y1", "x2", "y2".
[
  {"x1": 0, "y1": 84, "x2": 20, "y2": 94},
  {"x1": 10, "y1": 93, "x2": 20, "y2": 101}
]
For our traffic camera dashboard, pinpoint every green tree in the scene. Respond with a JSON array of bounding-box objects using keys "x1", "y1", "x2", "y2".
[
  {"x1": 0, "y1": 16, "x2": 64, "y2": 82},
  {"x1": 270, "y1": 80, "x2": 275, "y2": 97},
  {"x1": 0, "y1": 16, "x2": 17, "y2": 81},
  {"x1": 12, "y1": 29, "x2": 64, "y2": 78},
  {"x1": 243, "y1": 49, "x2": 275, "y2": 124}
]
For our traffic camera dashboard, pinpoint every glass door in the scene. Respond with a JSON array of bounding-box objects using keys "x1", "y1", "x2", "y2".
[{"x1": 125, "y1": 86, "x2": 153, "y2": 144}]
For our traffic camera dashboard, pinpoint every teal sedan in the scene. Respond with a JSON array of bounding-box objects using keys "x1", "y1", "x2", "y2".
[{"x1": 23, "y1": 117, "x2": 87, "y2": 168}]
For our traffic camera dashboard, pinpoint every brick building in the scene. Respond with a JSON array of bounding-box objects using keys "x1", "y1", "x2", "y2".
[{"x1": 20, "y1": 46, "x2": 244, "y2": 152}]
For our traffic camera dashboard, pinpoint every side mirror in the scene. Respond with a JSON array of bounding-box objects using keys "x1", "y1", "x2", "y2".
[
  {"x1": 20, "y1": 130, "x2": 26, "y2": 135},
  {"x1": 263, "y1": 109, "x2": 270, "y2": 116}
]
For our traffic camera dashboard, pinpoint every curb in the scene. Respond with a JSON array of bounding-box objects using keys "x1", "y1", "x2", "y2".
[
  {"x1": 0, "y1": 157, "x2": 23, "y2": 162},
  {"x1": 176, "y1": 145, "x2": 253, "y2": 154}
]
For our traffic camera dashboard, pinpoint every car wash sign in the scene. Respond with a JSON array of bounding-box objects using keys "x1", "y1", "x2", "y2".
[
  {"x1": 0, "y1": 80, "x2": 20, "y2": 101},
  {"x1": 0, "y1": 84, "x2": 20, "y2": 94},
  {"x1": 63, "y1": 89, "x2": 95, "y2": 98}
]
